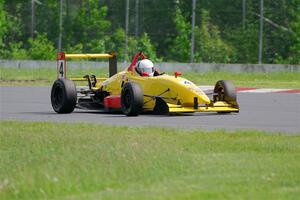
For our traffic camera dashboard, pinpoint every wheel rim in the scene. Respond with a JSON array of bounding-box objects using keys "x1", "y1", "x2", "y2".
[
  {"x1": 217, "y1": 86, "x2": 225, "y2": 101},
  {"x1": 214, "y1": 82, "x2": 225, "y2": 101},
  {"x1": 214, "y1": 80, "x2": 237, "y2": 103}
]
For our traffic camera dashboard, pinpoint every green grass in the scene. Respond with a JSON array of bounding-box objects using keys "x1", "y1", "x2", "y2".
[
  {"x1": 0, "y1": 67, "x2": 108, "y2": 86},
  {"x1": 0, "y1": 67, "x2": 299, "y2": 88},
  {"x1": 1, "y1": 121, "x2": 300, "y2": 199},
  {"x1": 183, "y1": 71, "x2": 300, "y2": 89}
]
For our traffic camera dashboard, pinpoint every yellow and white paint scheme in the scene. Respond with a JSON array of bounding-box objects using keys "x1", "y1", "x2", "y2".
[
  {"x1": 98, "y1": 69, "x2": 238, "y2": 113},
  {"x1": 61, "y1": 52, "x2": 239, "y2": 113}
]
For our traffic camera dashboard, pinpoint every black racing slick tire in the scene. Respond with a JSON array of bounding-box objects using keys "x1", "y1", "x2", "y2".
[
  {"x1": 213, "y1": 80, "x2": 239, "y2": 113},
  {"x1": 213, "y1": 80, "x2": 237, "y2": 102},
  {"x1": 51, "y1": 78, "x2": 77, "y2": 113},
  {"x1": 121, "y1": 82, "x2": 144, "y2": 116},
  {"x1": 153, "y1": 97, "x2": 169, "y2": 115}
]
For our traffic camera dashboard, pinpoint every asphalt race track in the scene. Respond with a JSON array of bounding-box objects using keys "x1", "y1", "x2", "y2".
[{"x1": 1, "y1": 86, "x2": 299, "y2": 134}]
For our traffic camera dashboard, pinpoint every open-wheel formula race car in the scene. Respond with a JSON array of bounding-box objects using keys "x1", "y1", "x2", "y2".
[{"x1": 51, "y1": 51, "x2": 239, "y2": 116}]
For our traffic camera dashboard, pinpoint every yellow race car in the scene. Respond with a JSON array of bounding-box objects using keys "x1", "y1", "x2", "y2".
[{"x1": 51, "y1": 51, "x2": 239, "y2": 116}]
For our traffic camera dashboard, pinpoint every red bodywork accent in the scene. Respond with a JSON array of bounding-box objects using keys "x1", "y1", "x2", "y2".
[
  {"x1": 141, "y1": 72, "x2": 150, "y2": 76},
  {"x1": 174, "y1": 71, "x2": 182, "y2": 78},
  {"x1": 57, "y1": 52, "x2": 66, "y2": 60},
  {"x1": 127, "y1": 51, "x2": 146, "y2": 72},
  {"x1": 104, "y1": 96, "x2": 121, "y2": 109}
]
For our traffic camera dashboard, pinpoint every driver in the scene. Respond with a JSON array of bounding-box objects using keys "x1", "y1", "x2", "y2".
[{"x1": 136, "y1": 59, "x2": 161, "y2": 77}]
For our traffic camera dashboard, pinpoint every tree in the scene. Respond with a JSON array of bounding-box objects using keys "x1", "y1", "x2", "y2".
[
  {"x1": 287, "y1": 0, "x2": 300, "y2": 64},
  {"x1": 226, "y1": 23, "x2": 259, "y2": 63},
  {"x1": 168, "y1": 7, "x2": 191, "y2": 62},
  {"x1": 28, "y1": 33, "x2": 56, "y2": 60},
  {"x1": 73, "y1": 0, "x2": 111, "y2": 52},
  {"x1": 288, "y1": 20, "x2": 300, "y2": 64},
  {"x1": 169, "y1": 7, "x2": 234, "y2": 63},
  {"x1": 194, "y1": 10, "x2": 235, "y2": 63},
  {"x1": 127, "y1": 32, "x2": 159, "y2": 61},
  {"x1": 9, "y1": 42, "x2": 28, "y2": 59},
  {"x1": 0, "y1": 1, "x2": 23, "y2": 58},
  {"x1": 137, "y1": 33, "x2": 159, "y2": 61},
  {"x1": 0, "y1": 0, "x2": 7, "y2": 51},
  {"x1": 1, "y1": 0, "x2": 299, "y2": 63}
]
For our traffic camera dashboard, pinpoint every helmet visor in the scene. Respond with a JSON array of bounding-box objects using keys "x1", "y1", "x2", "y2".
[{"x1": 140, "y1": 67, "x2": 153, "y2": 73}]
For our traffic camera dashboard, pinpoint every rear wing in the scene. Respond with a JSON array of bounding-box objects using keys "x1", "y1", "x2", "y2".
[{"x1": 57, "y1": 52, "x2": 117, "y2": 79}]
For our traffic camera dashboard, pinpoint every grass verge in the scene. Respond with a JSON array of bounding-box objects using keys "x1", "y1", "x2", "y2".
[
  {"x1": 183, "y1": 71, "x2": 300, "y2": 89},
  {"x1": 1, "y1": 67, "x2": 299, "y2": 88},
  {"x1": 1, "y1": 121, "x2": 300, "y2": 199}
]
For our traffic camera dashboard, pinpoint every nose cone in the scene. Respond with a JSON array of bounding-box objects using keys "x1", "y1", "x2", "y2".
[
  {"x1": 171, "y1": 77, "x2": 211, "y2": 104},
  {"x1": 186, "y1": 85, "x2": 211, "y2": 104}
]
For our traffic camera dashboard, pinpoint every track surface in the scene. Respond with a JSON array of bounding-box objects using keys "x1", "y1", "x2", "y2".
[{"x1": 1, "y1": 86, "x2": 299, "y2": 133}]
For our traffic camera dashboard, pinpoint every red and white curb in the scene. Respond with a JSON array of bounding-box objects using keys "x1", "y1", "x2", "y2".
[
  {"x1": 237, "y1": 88, "x2": 300, "y2": 94},
  {"x1": 199, "y1": 86, "x2": 300, "y2": 94}
]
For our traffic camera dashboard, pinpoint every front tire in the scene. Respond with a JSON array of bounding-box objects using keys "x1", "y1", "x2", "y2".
[
  {"x1": 51, "y1": 78, "x2": 77, "y2": 113},
  {"x1": 121, "y1": 82, "x2": 144, "y2": 116},
  {"x1": 213, "y1": 80, "x2": 237, "y2": 102},
  {"x1": 153, "y1": 97, "x2": 169, "y2": 115},
  {"x1": 213, "y1": 80, "x2": 239, "y2": 113}
]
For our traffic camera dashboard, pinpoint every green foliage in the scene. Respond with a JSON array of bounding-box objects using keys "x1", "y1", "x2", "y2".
[
  {"x1": 1, "y1": 1, "x2": 299, "y2": 63},
  {"x1": 287, "y1": 1, "x2": 300, "y2": 64},
  {"x1": 0, "y1": 0, "x2": 7, "y2": 49},
  {"x1": 65, "y1": 43, "x2": 84, "y2": 54},
  {"x1": 226, "y1": 23, "x2": 259, "y2": 63},
  {"x1": 273, "y1": 1, "x2": 300, "y2": 64},
  {"x1": 74, "y1": 1, "x2": 111, "y2": 52},
  {"x1": 169, "y1": 8, "x2": 234, "y2": 63},
  {"x1": 128, "y1": 33, "x2": 159, "y2": 62},
  {"x1": 0, "y1": 1, "x2": 20, "y2": 58},
  {"x1": 86, "y1": 38, "x2": 107, "y2": 53},
  {"x1": 28, "y1": 33, "x2": 56, "y2": 60},
  {"x1": 138, "y1": 33, "x2": 159, "y2": 61},
  {"x1": 108, "y1": 28, "x2": 126, "y2": 60},
  {"x1": 169, "y1": 7, "x2": 191, "y2": 62},
  {"x1": 107, "y1": 28, "x2": 158, "y2": 62},
  {"x1": 194, "y1": 10, "x2": 235, "y2": 63},
  {"x1": 9, "y1": 42, "x2": 28, "y2": 60}
]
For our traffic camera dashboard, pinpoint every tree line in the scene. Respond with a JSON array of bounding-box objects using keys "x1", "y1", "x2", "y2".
[{"x1": 0, "y1": 0, "x2": 299, "y2": 64}]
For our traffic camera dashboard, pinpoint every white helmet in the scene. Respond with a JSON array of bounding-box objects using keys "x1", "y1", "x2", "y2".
[{"x1": 137, "y1": 59, "x2": 154, "y2": 76}]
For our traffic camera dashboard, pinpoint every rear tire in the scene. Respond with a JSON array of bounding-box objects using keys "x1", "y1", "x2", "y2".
[
  {"x1": 51, "y1": 78, "x2": 77, "y2": 113},
  {"x1": 121, "y1": 82, "x2": 144, "y2": 116}
]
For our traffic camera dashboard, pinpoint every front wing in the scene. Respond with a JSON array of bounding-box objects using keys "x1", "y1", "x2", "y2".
[{"x1": 167, "y1": 101, "x2": 239, "y2": 113}]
